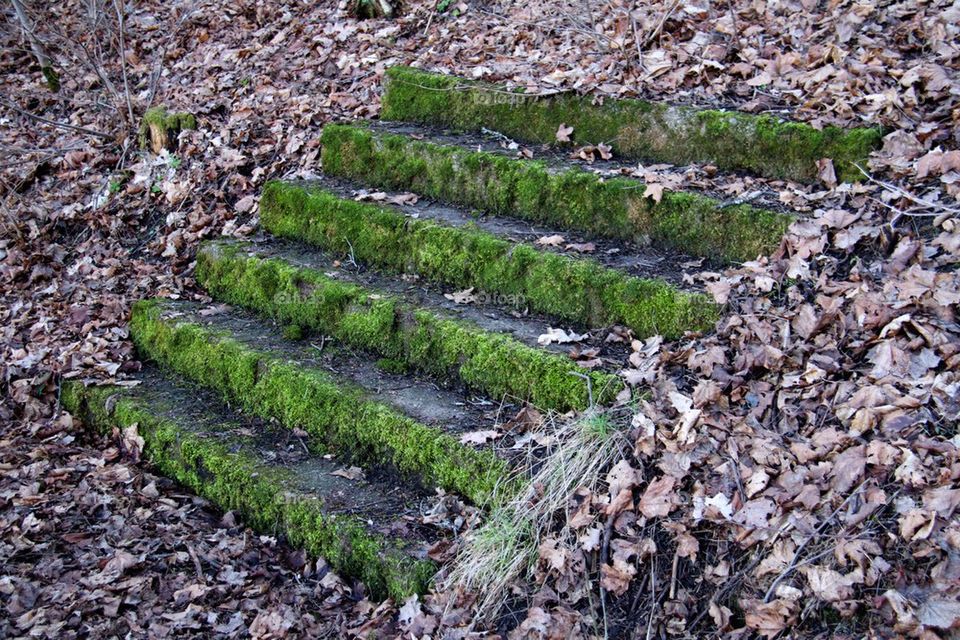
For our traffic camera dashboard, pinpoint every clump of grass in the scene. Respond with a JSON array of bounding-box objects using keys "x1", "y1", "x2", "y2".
[{"x1": 443, "y1": 409, "x2": 630, "y2": 620}]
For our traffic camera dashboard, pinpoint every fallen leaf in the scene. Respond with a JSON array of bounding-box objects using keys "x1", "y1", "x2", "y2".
[
  {"x1": 444, "y1": 287, "x2": 477, "y2": 304},
  {"x1": 639, "y1": 475, "x2": 677, "y2": 518},
  {"x1": 555, "y1": 123, "x2": 574, "y2": 142},
  {"x1": 817, "y1": 158, "x2": 838, "y2": 188},
  {"x1": 536, "y1": 234, "x2": 566, "y2": 246},
  {"x1": 643, "y1": 183, "x2": 664, "y2": 203},
  {"x1": 537, "y1": 327, "x2": 588, "y2": 345},
  {"x1": 459, "y1": 430, "x2": 500, "y2": 445},
  {"x1": 330, "y1": 466, "x2": 364, "y2": 480}
]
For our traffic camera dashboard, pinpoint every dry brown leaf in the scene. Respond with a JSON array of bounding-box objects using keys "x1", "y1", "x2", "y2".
[
  {"x1": 638, "y1": 475, "x2": 677, "y2": 519},
  {"x1": 330, "y1": 466, "x2": 364, "y2": 480},
  {"x1": 535, "y1": 234, "x2": 566, "y2": 246},
  {"x1": 643, "y1": 182, "x2": 664, "y2": 203},
  {"x1": 459, "y1": 430, "x2": 501, "y2": 445}
]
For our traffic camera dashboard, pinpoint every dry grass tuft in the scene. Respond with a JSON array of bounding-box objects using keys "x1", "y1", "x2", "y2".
[{"x1": 444, "y1": 409, "x2": 630, "y2": 620}]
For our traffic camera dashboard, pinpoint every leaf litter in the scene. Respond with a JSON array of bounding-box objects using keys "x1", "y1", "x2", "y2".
[{"x1": 2, "y1": 0, "x2": 959, "y2": 637}]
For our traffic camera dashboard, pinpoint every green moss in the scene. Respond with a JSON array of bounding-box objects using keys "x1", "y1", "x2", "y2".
[
  {"x1": 142, "y1": 106, "x2": 197, "y2": 131},
  {"x1": 139, "y1": 106, "x2": 197, "y2": 151},
  {"x1": 319, "y1": 124, "x2": 792, "y2": 261},
  {"x1": 381, "y1": 66, "x2": 882, "y2": 183},
  {"x1": 282, "y1": 324, "x2": 305, "y2": 341},
  {"x1": 128, "y1": 299, "x2": 507, "y2": 506},
  {"x1": 376, "y1": 358, "x2": 410, "y2": 374},
  {"x1": 61, "y1": 380, "x2": 434, "y2": 600},
  {"x1": 196, "y1": 241, "x2": 621, "y2": 410},
  {"x1": 41, "y1": 66, "x2": 60, "y2": 93},
  {"x1": 259, "y1": 182, "x2": 719, "y2": 341}
]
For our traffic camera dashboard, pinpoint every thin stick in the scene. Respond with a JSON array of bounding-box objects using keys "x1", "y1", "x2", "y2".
[
  {"x1": 641, "y1": 0, "x2": 682, "y2": 50},
  {"x1": 669, "y1": 550, "x2": 679, "y2": 600},
  {"x1": 763, "y1": 481, "x2": 866, "y2": 602},
  {"x1": 855, "y1": 163, "x2": 960, "y2": 217},
  {"x1": 629, "y1": 5, "x2": 646, "y2": 73},
  {"x1": 112, "y1": 0, "x2": 136, "y2": 125},
  {"x1": 0, "y1": 98, "x2": 114, "y2": 140},
  {"x1": 568, "y1": 371, "x2": 594, "y2": 408},
  {"x1": 645, "y1": 556, "x2": 657, "y2": 639},
  {"x1": 11, "y1": 0, "x2": 57, "y2": 89},
  {"x1": 599, "y1": 514, "x2": 615, "y2": 639}
]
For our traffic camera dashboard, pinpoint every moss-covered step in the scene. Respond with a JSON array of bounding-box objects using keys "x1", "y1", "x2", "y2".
[
  {"x1": 380, "y1": 66, "x2": 882, "y2": 183},
  {"x1": 259, "y1": 181, "x2": 719, "y2": 339},
  {"x1": 201, "y1": 234, "x2": 641, "y2": 360},
  {"x1": 319, "y1": 123, "x2": 793, "y2": 262},
  {"x1": 62, "y1": 369, "x2": 436, "y2": 600},
  {"x1": 131, "y1": 299, "x2": 509, "y2": 505},
  {"x1": 197, "y1": 240, "x2": 622, "y2": 411}
]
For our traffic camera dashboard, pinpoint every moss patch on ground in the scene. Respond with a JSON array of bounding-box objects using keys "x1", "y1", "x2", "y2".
[
  {"x1": 196, "y1": 241, "x2": 621, "y2": 411},
  {"x1": 259, "y1": 181, "x2": 719, "y2": 339},
  {"x1": 128, "y1": 299, "x2": 508, "y2": 505},
  {"x1": 319, "y1": 124, "x2": 792, "y2": 262},
  {"x1": 380, "y1": 66, "x2": 882, "y2": 183},
  {"x1": 61, "y1": 380, "x2": 435, "y2": 600}
]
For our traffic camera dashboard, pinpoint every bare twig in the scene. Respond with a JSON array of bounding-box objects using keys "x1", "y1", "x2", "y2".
[
  {"x1": 640, "y1": 0, "x2": 682, "y2": 50},
  {"x1": 645, "y1": 555, "x2": 657, "y2": 640},
  {"x1": 727, "y1": 0, "x2": 745, "y2": 51},
  {"x1": 763, "y1": 481, "x2": 867, "y2": 602},
  {"x1": 11, "y1": 0, "x2": 58, "y2": 91},
  {"x1": 629, "y1": 5, "x2": 646, "y2": 72},
  {"x1": 854, "y1": 163, "x2": 960, "y2": 223},
  {"x1": 0, "y1": 98, "x2": 114, "y2": 140},
  {"x1": 568, "y1": 371, "x2": 594, "y2": 408},
  {"x1": 112, "y1": 0, "x2": 136, "y2": 125},
  {"x1": 599, "y1": 514, "x2": 615, "y2": 639}
]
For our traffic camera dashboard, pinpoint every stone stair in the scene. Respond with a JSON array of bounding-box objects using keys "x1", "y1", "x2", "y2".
[{"x1": 62, "y1": 65, "x2": 879, "y2": 601}]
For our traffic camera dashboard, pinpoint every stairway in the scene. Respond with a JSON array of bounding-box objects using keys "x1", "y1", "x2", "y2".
[{"x1": 62, "y1": 67, "x2": 879, "y2": 601}]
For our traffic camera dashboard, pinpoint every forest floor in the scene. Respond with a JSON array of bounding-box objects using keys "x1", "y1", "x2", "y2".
[{"x1": 2, "y1": 0, "x2": 959, "y2": 637}]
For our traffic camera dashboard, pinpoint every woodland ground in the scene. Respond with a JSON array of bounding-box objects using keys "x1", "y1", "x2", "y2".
[{"x1": 1, "y1": 0, "x2": 959, "y2": 638}]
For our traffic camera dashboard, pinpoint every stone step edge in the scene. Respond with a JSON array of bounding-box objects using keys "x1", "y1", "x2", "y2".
[
  {"x1": 259, "y1": 181, "x2": 719, "y2": 339},
  {"x1": 197, "y1": 240, "x2": 623, "y2": 412},
  {"x1": 130, "y1": 299, "x2": 509, "y2": 505},
  {"x1": 60, "y1": 379, "x2": 436, "y2": 601},
  {"x1": 319, "y1": 123, "x2": 794, "y2": 263},
  {"x1": 380, "y1": 65, "x2": 882, "y2": 184}
]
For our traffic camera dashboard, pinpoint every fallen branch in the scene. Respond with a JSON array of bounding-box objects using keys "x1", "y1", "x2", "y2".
[
  {"x1": 0, "y1": 98, "x2": 114, "y2": 140},
  {"x1": 763, "y1": 481, "x2": 867, "y2": 602},
  {"x1": 11, "y1": 0, "x2": 59, "y2": 91},
  {"x1": 854, "y1": 163, "x2": 960, "y2": 224}
]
